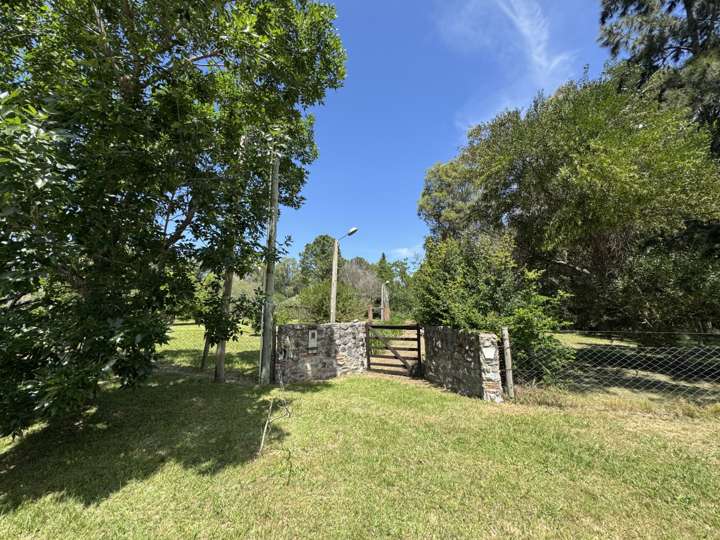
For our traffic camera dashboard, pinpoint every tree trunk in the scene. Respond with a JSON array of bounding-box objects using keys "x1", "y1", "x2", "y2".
[
  {"x1": 200, "y1": 334, "x2": 211, "y2": 371},
  {"x1": 214, "y1": 269, "x2": 234, "y2": 383},
  {"x1": 259, "y1": 157, "x2": 280, "y2": 384}
]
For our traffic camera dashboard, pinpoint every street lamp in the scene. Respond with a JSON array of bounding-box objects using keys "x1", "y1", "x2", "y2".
[{"x1": 330, "y1": 227, "x2": 359, "y2": 323}]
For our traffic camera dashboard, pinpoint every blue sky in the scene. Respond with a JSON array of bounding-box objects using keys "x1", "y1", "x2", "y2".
[{"x1": 278, "y1": 0, "x2": 610, "y2": 263}]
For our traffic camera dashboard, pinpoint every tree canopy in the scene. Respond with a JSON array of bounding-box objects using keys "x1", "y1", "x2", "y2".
[
  {"x1": 600, "y1": 0, "x2": 720, "y2": 152},
  {"x1": 419, "y1": 67, "x2": 720, "y2": 330},
  {"x1": 299, "y1": 234, "x2": 340, "y2": 284},
  {"x1": 0, "y1": 0, "x2": 346, "y2": 436}
]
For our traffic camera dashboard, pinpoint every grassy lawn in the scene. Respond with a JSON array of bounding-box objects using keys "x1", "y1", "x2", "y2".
[
  {"x1": 2, "y1": 327, "x2": 720, "y2": 538},
  {"x1": 158, "y1": 322, "x2": 260, "y2": 379},
  {"x1": 553, "y1": 332, "x2": 639, "y2": 349},
  {"x1": 545, "y1": 332, "x2": 720, "y2": 412}
]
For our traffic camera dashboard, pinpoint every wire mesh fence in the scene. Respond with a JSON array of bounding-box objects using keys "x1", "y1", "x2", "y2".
[{"x1": 512, "y1": 331, "x2": 720, "y2": 404}]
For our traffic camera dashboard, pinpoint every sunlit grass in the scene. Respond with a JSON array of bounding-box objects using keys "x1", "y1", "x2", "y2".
[
  {"x1": 158, "y1": 322, "x2": 260, "y2": 379},
  {"x1": 552, "y1": 332, "x2": 638, "y2": 349},
  {"x1": 1, "y1": 327, "x2": 719, "y2": 538}
]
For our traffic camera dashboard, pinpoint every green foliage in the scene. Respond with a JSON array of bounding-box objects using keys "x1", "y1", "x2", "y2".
[
  {"x1": 298, "y1": 280, "x2": 363, "y2": 323},
  {"x1": 1, "y1": 93, "x2": 178, "y2": 436},
  {"x1": 0, "y1": 1, "x2": 346, "y2": 436},
  {"x1": 600, "y1": 1, "x2": 720, "y2": 152},
  {"x1": 611, "y1": 225, "x2": 720, "y2": 331},
  {"x1": 375, "y1": 253, "x2": 394, "y2": 284},
  {"x1": 274, "y1": 295, "x2": 306, "y2": 326},
  {"x1": 600, "y1": 1, "x2": 719, "y2": 66},
  {"x1": 412, "y1": 234, "x2": 571, "y2": 378},
  {"x1": 193, "y1": 274, "x2": 259, "y2": 346},
  {"x1": 274, "y1": 257, "x2": 302, "y2": 298},
  {"x1": 419, "y1": 68, "x2": 720, "y2": 330},
  {"x1": 387, "y1": 258, "x2": 415, "y2": 317},
  {"x1": 299, "y1": 235, "x2": 340, "y2": 284}
]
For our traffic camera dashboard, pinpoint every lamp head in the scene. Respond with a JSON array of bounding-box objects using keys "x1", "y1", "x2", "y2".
[{"x1": 347, "y1": 227, "x2": 359, "y2": 237}]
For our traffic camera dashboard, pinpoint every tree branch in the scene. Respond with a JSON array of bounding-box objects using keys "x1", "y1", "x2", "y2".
[
  {"x1": 165, "y1": 204, "x2": 196, "y2": 248},
  {"x1": 542, "y1": 258, "x2": 592, "y2": 276}
]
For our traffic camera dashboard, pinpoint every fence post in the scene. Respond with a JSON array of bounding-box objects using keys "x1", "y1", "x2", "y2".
[
  {"x1": 365, "y1": 323, "x2": 372, "y2": 371},
  {"x1": 501, "y1": 327, "x2": 515, "y2": 399}
]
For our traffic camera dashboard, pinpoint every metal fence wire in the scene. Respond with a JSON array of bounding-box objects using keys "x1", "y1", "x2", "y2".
[{"x1": 512, "y1": 331, "x2": 720, "y2": 404}]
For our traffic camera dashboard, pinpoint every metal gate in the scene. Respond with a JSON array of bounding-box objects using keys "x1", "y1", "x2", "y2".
[{"x1": 366, "y1": 324, "x2": 422, "y2": 377}]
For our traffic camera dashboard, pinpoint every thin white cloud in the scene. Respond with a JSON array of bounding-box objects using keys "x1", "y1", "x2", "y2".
[
  {"x1": 495, "y1": 0, "x2": 573, "y2": 85},
  {"x1": 435, "y1": 0, "x2": 576, "y2": 133}
]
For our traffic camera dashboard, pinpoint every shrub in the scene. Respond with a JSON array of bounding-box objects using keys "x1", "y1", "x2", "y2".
[
  {"x1": 413, "y1": 234, "x2": 573, "y2": 379},
  {"x1": 298, "y1": 280, "x2": 364, "y2": 323}
]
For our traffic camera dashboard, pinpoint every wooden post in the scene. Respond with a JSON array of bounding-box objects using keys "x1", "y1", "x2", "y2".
[
  {"x1": 330, "y1": 238, "x2": 339, "y2": 323},
  {"x1": 501, "y1": 327, "x2": 515, "y2": 399},
  {"x1": 367, "y1": 304, "x2": 373, "y2": 322},
  {"x1": 365, "y1": 323, "x2": 372, "y2": 371},
  {"x1": 415, "y1": 324, "x2": 422, "y2": 377},
  {"x1": 260, "y1": 157, "x2": 280, "y2": 385}
]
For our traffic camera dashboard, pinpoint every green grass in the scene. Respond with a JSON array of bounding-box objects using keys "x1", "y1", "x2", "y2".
[
  {"x1": 553, "y1": 332, "x2": 639, "y2": 349},
  {"x1": 158, "y1": 322, "x2": 260, "y2": 379},
  {"x1": 548, "y1": 332, "x2": 720, "y2": 409},
  {"x1": 2, "y1": 326, "x2": 720, "y2": 538}
]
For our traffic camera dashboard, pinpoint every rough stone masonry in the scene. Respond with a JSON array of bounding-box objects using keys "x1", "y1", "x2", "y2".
[
  {"x1": 275, "y1": 323, "x2": 368, "y2": 384},
  {"x1": 423, "y1": 326, "x2": 504, "y2": 402}
]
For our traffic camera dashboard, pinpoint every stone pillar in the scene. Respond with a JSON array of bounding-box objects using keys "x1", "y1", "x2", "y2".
[
  {"x1": 477, "y1": 333, "x2": 503, "y2": 403},
  {"x1": 423, "y1": 326, "x2": 504, "y2": 403}
]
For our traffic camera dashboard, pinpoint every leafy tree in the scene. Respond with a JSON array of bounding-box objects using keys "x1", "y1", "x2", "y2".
[
  {"x1": 375, "y1": 253, "x2": 394, "y2": 284},
  {"x1": 388, "y1": 259, "x2": 416, "y2": 317},
  {"x1": 193, "y1": 273, "x2": 260, "y2": 369},
  {"x1": 341, "y1": 257, "x2": 381, "y2": 306},
  {"x1": 298, "y1": 280, "x2": 363, "y2": 323},
  {"x1": 0, "y1": 1, "x2": 345, "y2": 436},
  {"x1": 274, "y1": 257, "x2": 302, "y2": 299},
  {"x1": 610, "y1": 225, "x2": 720, "y2": 332},
  {"x1": 419, "y1": 69, "x2": 720, "y2": 329},
  {"x1": 600, "y1": 0, "x2": 720, "y2": 151},
  {"x1": 299, "y1": 235, "x2": 341, "y2": 284},
  {"x1": 413, "y1": 234, "x2": 571, "y2": 378},
  {"x1": 600, "y1": 1, "x2": 719, "y2": 65}
]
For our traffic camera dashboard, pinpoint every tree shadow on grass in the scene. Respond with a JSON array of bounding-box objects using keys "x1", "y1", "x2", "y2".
[
  {"x1": 159, "y1": 349, "x2": 260, "y2": 380},
  {"x1": 0, "y1": 373, "x2": 329, "y2": 512},
  {"x1": 546, "y1": 348, "x2": 720, "y2": 405}
]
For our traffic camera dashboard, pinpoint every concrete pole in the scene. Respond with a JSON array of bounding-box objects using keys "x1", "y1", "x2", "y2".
[
  {"x1": 259, "y1": 157, "x2": 280, "y2": 385},
  {"x1": 380, "y1": 281, "x2": 391, "y2": 321},
  {"x1": 380, "y1": 282, "x2": 386, "y2": 321},
  {"x1": 329, "y1": 238, "x2": 339, "y2": 323}
]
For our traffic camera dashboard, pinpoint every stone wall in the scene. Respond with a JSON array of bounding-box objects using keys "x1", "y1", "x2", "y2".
[
  {"x1": 275, "y1": 323, "x2": 368, "y2": 384},
  {"x1": 423, "y1": 326, "x2": 503, "y2": 402}
]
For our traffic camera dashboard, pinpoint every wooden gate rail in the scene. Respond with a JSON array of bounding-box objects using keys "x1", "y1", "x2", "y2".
[{"x1": 366, "y1": 323, "x2": 422, "y2": 377}]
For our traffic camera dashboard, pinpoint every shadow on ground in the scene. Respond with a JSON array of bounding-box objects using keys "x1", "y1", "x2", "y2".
[
  {"x1": 159, "y1": 349, "x2": 259, "y2": 379},
  {"x1": 0, "y1": 373, "x2": 328, "y2": 512}
]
